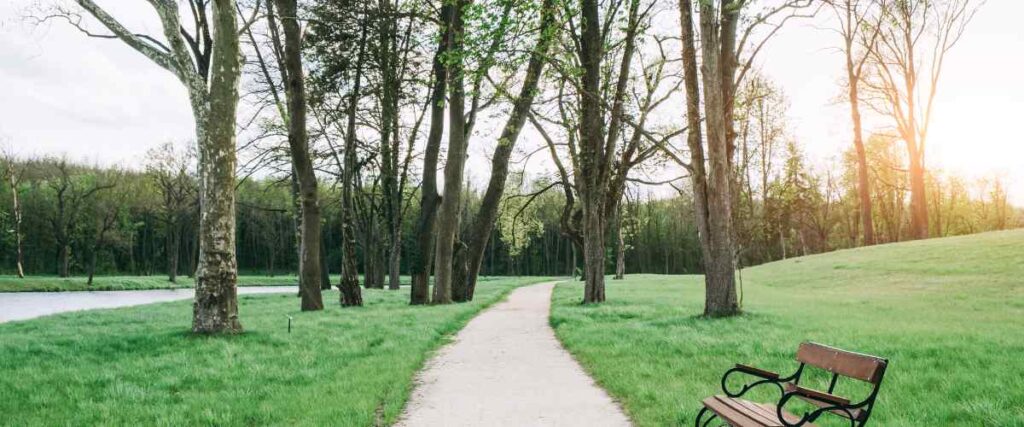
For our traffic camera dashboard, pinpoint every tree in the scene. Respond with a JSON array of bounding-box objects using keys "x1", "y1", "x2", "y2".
[
  {"x1": 145, "y1": 142, "x2": 197, "y2": 284},
  {"x1": 861, "y1": 0, "x2": 981, "y2": 240},
  {"x1": 0, "y1": 148, "x2": 25, "y2": 278},
  {"x1": 58, "y1": 0, "x2": 248, "y2": 333},
  {"x1": 43, "y1": 160, "x2": 115, "y2": 278},
  {"x1": 827, "y1": 0, "x2": 882, "y2": 246},
  {"x1": 84, "y1": 170, "x2": 129, "y2": 286},
  {"x1": 678, "y1": 0, "x2": 813, "y2": 317},
  {"x1": 678, "y1": 0, "x2": 739, "y2": 316},
  {"x1": 431, "y1": 0, "x2": 471, "y2": 305},
  {"x1": 408, "y1": 1, "x2": 453, "y2": 305},
  {"x1": 273, "y1": 0, "x2": 324, "y2": 310},
  {"x1": 339, "y1": 12, "x2": 369, "y2": 307},
  {"x1": 450, "y1": 0, "x2": 558, "y2": 302}
]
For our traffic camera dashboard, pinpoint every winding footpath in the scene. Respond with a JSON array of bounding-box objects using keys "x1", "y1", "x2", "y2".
[
  {"x1": 396, "y1": 281, "x2": 632, "y2": 427},
  {"x1": 0, "y1": 286, "x2": 296, "y2": 323}
]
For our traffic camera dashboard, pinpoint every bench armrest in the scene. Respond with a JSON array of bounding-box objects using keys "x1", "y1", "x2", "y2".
[
  {"x1": 777, "y1": 385, "x2": 859, "y2": 427},
  {"x1": 786, "y1": 384, "x2": 850, "y2": 406},
  {"x1": 720, "y1": 364, "x2": 789, "y2": 398},
  {"x1": 733, "y1": 363, "x2": 779, "y2": 380}
]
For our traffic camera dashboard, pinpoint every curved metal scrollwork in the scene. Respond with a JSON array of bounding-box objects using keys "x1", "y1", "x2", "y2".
[
  {"x1": 777, "y1": 389, "x2": 866, "y2": 427},
  {"x1": 719, "y1": 365, "x2": 799, "y2": 399}
]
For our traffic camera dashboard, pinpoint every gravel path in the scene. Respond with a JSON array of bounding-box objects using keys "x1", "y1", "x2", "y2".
[
  {"x1": 395, "y1": 281, "x2": 632, "y2": 427},
  {"x1": 0, "y1": 286, "x2": 297, "y2": 323}
]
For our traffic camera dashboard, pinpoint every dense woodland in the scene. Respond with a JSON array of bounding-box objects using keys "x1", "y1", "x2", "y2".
[
  {"x1": 2, "y1": 138, "x2": 1017, "y2": 280},
  {"x1": 1, "y1": 0, "x2": 1019, "y2": 331}
]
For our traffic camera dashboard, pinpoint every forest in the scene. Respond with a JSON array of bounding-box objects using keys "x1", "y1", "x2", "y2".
[{"x1": 2, "y1": 130, "x2": 1018, "y2": 282}]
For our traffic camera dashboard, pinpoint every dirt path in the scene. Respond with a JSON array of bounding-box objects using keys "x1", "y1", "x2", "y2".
[
  {"x1": 0, "y1": 286, "x2": 296, "y2": 323},
  {"x1": 395, "y1": 281, "x2": 632, "y2": 427}
]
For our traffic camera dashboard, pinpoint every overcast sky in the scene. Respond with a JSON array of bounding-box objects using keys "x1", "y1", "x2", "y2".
[{"x1": 1, "y1": 0, "x2": 1021, "y2": 204}]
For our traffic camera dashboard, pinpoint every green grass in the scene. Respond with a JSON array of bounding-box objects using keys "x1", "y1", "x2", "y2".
[
  {"x1": 551, "y1": 229, "x2": 1024, "y2": 426},
  {"x1": 0, "y1": 274, "x2": 511, "y2": 292},
  {"x1": 0, "y1": 274, "x2": 309, "y2": 292},
  {"x1": 0, "y1": 276, "x2": 553, "y2": 426}
]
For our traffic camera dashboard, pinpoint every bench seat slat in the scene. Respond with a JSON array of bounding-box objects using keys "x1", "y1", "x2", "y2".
[{"x1": 702, "y1": 395, "x2": 814, "y2": 427}]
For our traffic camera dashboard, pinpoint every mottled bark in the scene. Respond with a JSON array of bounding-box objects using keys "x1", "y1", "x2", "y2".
[
  {"x1": 451, "y1": 0, "x2": 556, "y2": 302},
  {"x1": 276, "y1": 0, "x2": 324, "y2": 311},
  {"x1": 432, "y1": 0, "x2": 468, "y2": 305},
  {"x1": 192, "y1": 0, "x2": 244, "y2": 333}
]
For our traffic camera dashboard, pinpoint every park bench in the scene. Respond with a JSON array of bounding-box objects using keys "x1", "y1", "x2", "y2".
[{"x1": 696, "y1": 342, "x2": 888, "y2": 427}]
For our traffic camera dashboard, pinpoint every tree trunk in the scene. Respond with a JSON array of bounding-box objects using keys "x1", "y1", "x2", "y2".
[
  {"x1": 907, "y1": 146, "x2": 929, "y2": 240},
  {"x1": 410, "y1": 2, "x2": 452, "y2": 305},
  {"x1": 614, "y1": 204, "x2": 625, "y2": 280},
  {"x1": 376, "y1": 0, "x2": 403, "y2": 292},
  {"x1": 388, "y1": 231, "x2": 401, "y2": 290},
  {"x1": 319, "y1": 235, "x2": 331, "y2": 290},
  {"x1": 87, "y1": 245, "x2": 98, "y2": 286},
  {"x1": 276, "y1": 0, "x2": 324, "y2": 311},
  {"x1": 338, "y1": 16, "x2": 367, "y2": 307},
  {"x1": 577, "y1": 0, "x2": 607, "y2": 304},
  {"x1": 452, "y1": 0, "x2": 556, "y2": 302},
  {"x1": 7, "y1": 173, "x2": 24, "y2": 278},
  {"x1": 431, "y1": 0, "x2": 468, "y2": 305},
  {"x1": 59, "y1": 244, "x2": 71, "y2": 278},
  {"x1": 679, "y1": 0, "x2": 739, "y2": 317},
  {"x1": 844, "y1": 31, "x2": 875, "y2": 246},
  {"x1": 581, "y1": 203, "x2": 607, "y2": 303},
  {"x1": 192, "y1": 0, "x2": 243, "y2": 334},
  {"x1": 168, "y1": 221, "x2": 180, "y2": 283}
]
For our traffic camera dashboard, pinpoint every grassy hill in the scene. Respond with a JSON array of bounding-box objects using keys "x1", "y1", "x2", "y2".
[{"x1": 552, "y1": 230, "x2": 1024, "y2": 426}]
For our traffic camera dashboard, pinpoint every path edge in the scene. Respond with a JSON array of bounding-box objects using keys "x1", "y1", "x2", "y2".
[{"x1": 546, "y1": 280, "x2": 637, "y2": 425}]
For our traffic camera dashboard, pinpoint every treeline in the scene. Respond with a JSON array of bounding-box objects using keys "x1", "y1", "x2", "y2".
[{"x1": 2, "y1": 143, "x2": 1017, "y2": 280}]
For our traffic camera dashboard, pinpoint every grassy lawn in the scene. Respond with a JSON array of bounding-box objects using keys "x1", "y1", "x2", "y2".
[
  {"x1": 0, "y1": 274, "x2": 311, "y2": 292},
  {"x1": 551, "y1": 230, "x2": 1024, "y2": 426},
  {"x1": 0, "y1": 274, "x2": 513, "y2": 292},
  {"x1": 0, "y1": 276, "x2": 553, "y2": 426}
]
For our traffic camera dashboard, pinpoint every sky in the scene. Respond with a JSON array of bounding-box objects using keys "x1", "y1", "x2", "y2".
[{"x1": 1, "y1": 0, "x2": 1022, "y2": 204}]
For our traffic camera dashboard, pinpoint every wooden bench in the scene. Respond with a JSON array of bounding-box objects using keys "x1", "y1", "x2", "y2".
[{"x1": 696, "y1": 342, "x2": 888, "y2": 427}]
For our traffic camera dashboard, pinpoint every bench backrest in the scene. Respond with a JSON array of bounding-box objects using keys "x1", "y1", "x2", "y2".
[{"x1": 796, "y1": 342, "x2": 887, "y2": 384}]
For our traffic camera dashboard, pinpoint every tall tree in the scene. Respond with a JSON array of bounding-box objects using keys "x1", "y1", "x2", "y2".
[
  {"x1": 335, "y1": 13, "x2": 369, "y2": 307},
  {"x1": 828, "y1": 0, "x2": 882, "y2": 246},
  {"x1": 0, "y1": 149, "x2": 25, "y2": 278},
  {"x1": 62, "y1": 0, "x2": 248, "y2": 333},
  {"x1": 44, "y1": 160, "x2": 115, "y2": 278},
  {"x1": 861, "y1": 0, "x2": 980, "y2": 240},
  {"x1": 450, "y1": 0, "x2": 558, "y2": 302},
  {"x1": 409, "y1": 1, "x2": 453, "y2": 305},
  {"x1": 275, "y1": 0, "x2": 324, "y2": 310},
  {"x1": 145, "y1": 142, "x2": 197, "y2": 284},
  {"x1": 678, "y1": 0, "x2": 812, "y2": 317},
  {"x1": 431, "y1": 0, "x2": 470, "y2": 305}
]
